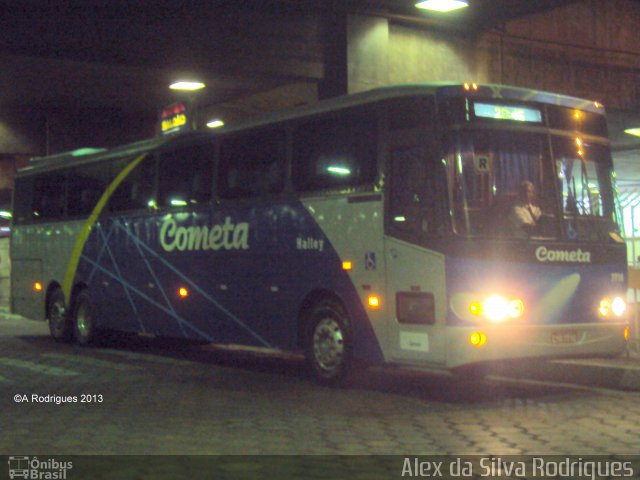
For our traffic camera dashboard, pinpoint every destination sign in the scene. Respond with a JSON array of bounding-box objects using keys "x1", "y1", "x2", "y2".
[{"x1": 474, "y1": 102, "x2": 542, "y2": 123}]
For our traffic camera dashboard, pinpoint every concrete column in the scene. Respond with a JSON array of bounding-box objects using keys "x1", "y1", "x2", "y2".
[
  {"x1": 0, "y1": 238, "x2": 10, "y2": 308},
  {"x1": 318, "y1": 10, "x2": 348, "y2": 100},
  {"x1": 347, "y1": 15, "x2": 390, "y2": 94}
]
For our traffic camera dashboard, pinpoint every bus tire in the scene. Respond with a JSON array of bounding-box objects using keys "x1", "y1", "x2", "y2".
[
  {"x1": 71, "y1": 291, "x2": 99, "y2": 346},
  {"x1": 303, "y1": 298, "x2": 353, "y2": 386},
  {"x1": 47, "y1": 288, "x2": 72, "y2": 342}
]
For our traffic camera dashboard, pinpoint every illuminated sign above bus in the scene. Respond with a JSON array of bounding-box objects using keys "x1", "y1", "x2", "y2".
[
  {"x1": 474, "y1": 102, "x2": 542, "y2": 123},
  {"x1": 160, "y1": 102, "x2": 190, "y2": 135}
]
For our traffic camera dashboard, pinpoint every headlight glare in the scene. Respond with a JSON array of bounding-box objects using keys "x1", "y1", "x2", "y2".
[
  {"x1": 483, "y1": 294, "x2": 510, "y2": 322},
  {"x1": 468, "y1": 294, "x2": 525, "y2": 322},
  {"x1": 612, "y1": 297, "x2": 626, "y2": 317},
  {"x1": 509, "y1": 299, "x2": 525, "y2": 319},
  {"x1": 599, "y1": 296, "x2": 626, "y2": 318},
  {"x1": 599, "y1": 298, "x2": 611, "y2": 317}
]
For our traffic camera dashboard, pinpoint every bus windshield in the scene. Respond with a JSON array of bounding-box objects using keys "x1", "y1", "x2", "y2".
[
  {"x1": 553, "y1": 137, "x2": 622, "y2": 241},
  {"x1": 444, "y1": 129, "x2": 621, "y2": 240}
]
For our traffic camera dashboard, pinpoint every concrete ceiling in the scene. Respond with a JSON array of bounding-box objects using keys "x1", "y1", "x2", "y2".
[
  {"x1": 1, "y1": 0, "x2": 638, "y2": 181},
  {"x1": 0, "y1": 1, "x2": 577, "y2": 113}
]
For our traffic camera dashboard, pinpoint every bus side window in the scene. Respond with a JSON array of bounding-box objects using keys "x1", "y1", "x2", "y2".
[
  {"x1": 67, "y1": 163, "x2": 110, "y2": 217},
  {"x1": 33, "y1": 172, "x2": 66, "y2": 220},
  {"x1": 218, "y1": 129, "x2": 285, "y2": 200},
  {"x1": 292, "y1": 108, "x2": 376, "y2": 192},
  {"x1": 109, "y1": 155, "x2": 157, "y2": 213},
  {"x1": 158, "y1": 143, "x2": 214, "y2": 208}
]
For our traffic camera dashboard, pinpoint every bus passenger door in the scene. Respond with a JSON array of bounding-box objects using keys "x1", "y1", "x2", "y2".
[{"x1": 383, "y1": 97, "x2": 447, "y2": 367}]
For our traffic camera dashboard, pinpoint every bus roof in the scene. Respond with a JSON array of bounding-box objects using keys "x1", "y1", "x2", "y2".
[
  {"x1": 206, "y1": 82, "x2": 606, "y2": 135},
  {"x1": 17, "y1": 83, "x2": 605, "y2": 177},
  {"x1": 16, "y1": 131, "x2": 211, "y2": 177}
]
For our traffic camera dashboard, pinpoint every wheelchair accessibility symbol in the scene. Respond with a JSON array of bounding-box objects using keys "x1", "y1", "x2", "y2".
[{"x1": 365, "y1": 252, "x2": 377, "y2": 270}]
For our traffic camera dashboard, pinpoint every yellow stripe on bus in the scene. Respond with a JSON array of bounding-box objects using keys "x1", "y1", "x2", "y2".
[{"x1": 62, "y1": 153, "x2": 147, "y2": 304}]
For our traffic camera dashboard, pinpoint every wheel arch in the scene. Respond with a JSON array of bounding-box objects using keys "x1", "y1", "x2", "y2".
[
  {"x1": 45, "y1": 281, "x2": 62, "y2": 318},
  {"x1": 70, "y1": 281, "x2": 89, "y2": 306},
  {"x1": 296, "y1": 288, "x2": 348, "y2": 348}
]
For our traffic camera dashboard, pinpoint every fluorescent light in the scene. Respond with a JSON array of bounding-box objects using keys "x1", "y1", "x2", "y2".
[
  {"x1": 206, "y1": 119, "x2": 225, "y2": 128},
  {"x1": 170, "y1": 199, "x2": 188, "y2": 207},
  {"x1": 0, "y1": 211, "x2": 12, "y2": 219},
  {"x1": 415, "y1": 0, "x2": 468, "y2": 12},
  {"x1": 327, "y1": 166, "x2": 351, "y2": 175},
  {"x1": 169, "y1": 81, "x2": 206, "y2": 91},
  {"x1": 71, "y1": 148, "x2": 107, "y2": 157},
  {"x1": 624, "y1": 128, "x2": 640, "y2": 137}
]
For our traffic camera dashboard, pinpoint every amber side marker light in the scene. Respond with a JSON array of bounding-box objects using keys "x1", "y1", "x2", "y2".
[
  {"x1": 34, "y1": 282, "x2": 43, "y2": 292},
  {"x1": 178, "y1": 287, "x2": 189, "y2": 298},
  {"x1": 368, "y1": 295, "x2": 380, "y2": 309},
  {"x1": 342, "y1": 261, "x2": 353, "y2": 271},
  {"x1": 624, "y1": 326, "x2": 630, "y2": 341}
]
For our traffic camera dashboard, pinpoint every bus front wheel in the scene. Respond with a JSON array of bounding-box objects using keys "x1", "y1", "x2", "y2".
[
  {"x1": 47, "y1": 288, "x2": 72, "y2": 342},
  {"x1": 304, "y1": 299, "x2": 353, "y2": 386},
  {"x1": 72, "y1": 291, "x2": 99, "y2": 346}
]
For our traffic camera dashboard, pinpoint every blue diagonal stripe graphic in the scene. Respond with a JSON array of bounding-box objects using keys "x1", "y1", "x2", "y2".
[
  {"x1": 94, "y1": 222, "x2": 145, "y2": 331},
  {"x1": 87, "y1": 221, "x2": 117, "y2": 283},
  {"x1": 80, "y1": 255, "x2": 215, "y2": 341},
  {"x1": 124, "y1": 218, "x2": 186, "y2": 337},
  {"x1": 117, "y1": 221, "x2": 272, "y2": 347}
]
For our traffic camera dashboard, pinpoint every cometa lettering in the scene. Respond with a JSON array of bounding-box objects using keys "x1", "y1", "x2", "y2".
[
  {"x1": 535, "y1": 246, "x2": 591, "y2": 263},
  {"x1": 160, "y1": 216, "x2": 249, "y2": 252}
]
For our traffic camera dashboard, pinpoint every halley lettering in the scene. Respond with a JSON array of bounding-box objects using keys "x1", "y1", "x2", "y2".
[
  {"x1": 535, "y1": 246, "x2": 591, "y2": 263},
  {"x1": 296, "y1": 236, "x2": 324, "y2": 252},
  {"x1": 160, "y1": 216, "x2": 249, "y2": 252}
]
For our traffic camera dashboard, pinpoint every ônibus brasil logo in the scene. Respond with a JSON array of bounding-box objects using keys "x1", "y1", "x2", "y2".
[{"x1": 8, "y1": 456, "x2": 72, "y2": 479}]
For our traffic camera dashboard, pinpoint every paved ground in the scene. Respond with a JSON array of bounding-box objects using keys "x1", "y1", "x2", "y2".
[
  {"x1": 0, "y1": 316, "x2": 640, "y2": 454},
  {"x1": 2, "y1": 312, "x2": 640, "y2": 461}
]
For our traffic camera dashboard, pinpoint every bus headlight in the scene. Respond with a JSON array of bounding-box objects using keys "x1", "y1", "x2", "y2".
[
  {"x1": 612, "y1": 297, "x2": 627, "y2": 317},
  {"x1": 599, "y1": 296, "x2": 626, "y2": 318},
  {"x1": 470, "y1": 294, "x2": 525, "y2": 323}
]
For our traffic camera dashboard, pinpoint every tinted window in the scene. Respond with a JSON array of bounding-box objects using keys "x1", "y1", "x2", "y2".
[
  {"x1": 67, "y1": 163, "x2": 110, "y2": 217},
  {"x1": 386, "y1": 97, "x2": 445, "y2": 241},
  {"x1": 218, "y1": 129, "x2": 285, "y2": 200},
  {"x1": 389, "y1": 97, "x2": 433, "y2": 131},
  {"x1": 109, "y1": 155, "x2": 157, "y2": 213},
  {"x1": 292, "y1": 108, "x2": 376, "y2": 192},
  {"x1": 158, "y1": 143, "x2": 214, "y2": 208},
  {"x1": 547, "y1": 106, "x2": 608, "y2": 137},
  {"x1": 12, "y1": 176, "x2": 35, "y2": 224},
  {"x1": 33, "y1": 172, "x2": 66, "y2": 220}
]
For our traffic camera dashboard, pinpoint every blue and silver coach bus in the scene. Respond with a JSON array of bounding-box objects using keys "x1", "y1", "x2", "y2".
[{"x1": 11, "y1": 84, "x2": 629, "y2": 384}]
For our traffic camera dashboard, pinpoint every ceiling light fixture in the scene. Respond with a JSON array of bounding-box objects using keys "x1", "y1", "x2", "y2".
[
  {"x1": 624, "y1": 128, "x2": 640, "y2": 137},
  {"x1": 206, "y1": 119, "x2": 225, "y2": 128},
  {"x1": 169, "y1": 81, "x2": 206, "y2": 91},
  {"x1": 415, "y1": 0, "x2": 469, "y2": 12}
]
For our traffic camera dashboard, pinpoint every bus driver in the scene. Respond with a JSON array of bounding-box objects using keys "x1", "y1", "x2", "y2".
[{"x1": 509, "y1": 180, "x2": 542, "y2": 238}]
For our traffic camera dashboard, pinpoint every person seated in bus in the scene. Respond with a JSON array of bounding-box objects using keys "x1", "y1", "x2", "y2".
[{"x1": 508, "y1": 180, "x2": 542, "y2": 238}]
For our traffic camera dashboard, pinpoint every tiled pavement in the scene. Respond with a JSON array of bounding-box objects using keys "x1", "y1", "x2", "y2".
[{"x1": 2, "y1": 313, "x2": 640, "y2": 457}]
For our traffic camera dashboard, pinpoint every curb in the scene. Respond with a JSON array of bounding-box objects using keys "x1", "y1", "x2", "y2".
[{"x1": 497, "y1": 354, "x2": 640, "y2": 391}]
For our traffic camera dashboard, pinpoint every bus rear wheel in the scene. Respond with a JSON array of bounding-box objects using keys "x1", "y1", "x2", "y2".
[
  {"x1": 47, "y1": 288, "x2": 72, "y2": 342},
  {"x1": 304, "y1": 299, "x2": 353, "y2": 386},
  {"x1": 72, "y1": 291, "x2": 99, "y2": 346}
]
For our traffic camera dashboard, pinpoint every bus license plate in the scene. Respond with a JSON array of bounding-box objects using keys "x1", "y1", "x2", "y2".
[{"x1": 551, "y1": 330, "x2": 578, "y2": 345}]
